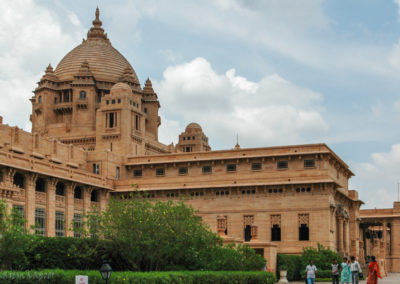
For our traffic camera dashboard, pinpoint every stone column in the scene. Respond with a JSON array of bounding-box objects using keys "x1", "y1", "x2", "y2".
[
  {"x1": 99, "y1": 189, "x2": 108, "y2": 213},
  {"x1": 382, "y1": 221, "x2": 387, "y2": 258},
  {"x1": 46, "y1": 178, "x2": 56, "y2": 237},
  {"x1": 25, "y1": 173, "x2": 37, "y2": 232},
  {"x1": 390, "y1": 218, "x2": 400, "y2": 272},
  {"x1": 337, "y1": 217, "x2": 344, "y2": 254},
  {"x1": 65, "y1": 183, "x2": 74, "y2": 237}
]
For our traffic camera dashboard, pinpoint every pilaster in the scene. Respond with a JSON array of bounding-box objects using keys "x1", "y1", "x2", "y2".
[
  {"x1": 65, "y1": 183, "x2": 75, "y2": 237},
  {"x1": 25, "y1": 173, "x2": 37, "y2": 232},
  {"x1": 46, "y1": 178, "x2": 57, "y2": 237}
]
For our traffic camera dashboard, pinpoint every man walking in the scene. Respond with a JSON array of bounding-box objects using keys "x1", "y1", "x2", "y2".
[
  {"x1": 331, "y1": 259, "x2": 339, "y2": 284},
  {"x1": 350, "y1": 256, "x2": 362, "y2": 284},
  {"x1": 306, "y1": 260, "x2": 318, "y2": 284}
]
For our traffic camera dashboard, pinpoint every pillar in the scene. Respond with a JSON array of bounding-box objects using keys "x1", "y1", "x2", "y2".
[
  {"x1": 25, "y1": 173, "x2": 37, "y2": 232},
  {"x1": 337, "y1": 217, "x2": 344, "y2": 254},
  {"x1": 46, "y1": 178, "x2": 56, "y2": 237},
  {"x1": 65, "y1": 183, "x2": 74, "y2": 237},
  {"x1": 390, "y1": 218, "x2": 400, "y2": 272}
]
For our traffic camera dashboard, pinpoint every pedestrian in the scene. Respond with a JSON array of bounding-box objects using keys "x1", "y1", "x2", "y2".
[
  {"x1": 306, "y1": 260, "x2": 317, "y2": 284},
  {"x1": 367, "y1": 256, "x2": 382, "y2": 284},
  {"x1": 331, "y1": 259, "x2": 339, "y2": 284},
  {"x1": 341, "y1": 257, "x2": 351, "y2": 284},
  {"x1": 350, "y1": 256, "x2": 362, "y2": 284}
]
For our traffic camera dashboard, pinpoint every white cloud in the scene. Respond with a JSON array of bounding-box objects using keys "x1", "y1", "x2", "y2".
[
  {"x1": 157, "y1": 57, "x2": 328, "y2": 148},
  {"x1": 0, "y1": 0, "x2": 83, "y2": 130},
  {"x1": 351, "y1": 144, "x2": 400, "y2": 209}
]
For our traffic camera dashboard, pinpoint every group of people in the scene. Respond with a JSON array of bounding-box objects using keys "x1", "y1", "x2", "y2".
[{"x1": 305, "y1": 255, "x2": 382, "y2": 284}]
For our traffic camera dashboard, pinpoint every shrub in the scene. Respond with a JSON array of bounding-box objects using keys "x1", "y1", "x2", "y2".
[
  {"x1": 0, "y1": 270, "x2": 276, "y2": 284},
  {"x1": 276, "y1": 254, "x2": 302, "y2": 281}
]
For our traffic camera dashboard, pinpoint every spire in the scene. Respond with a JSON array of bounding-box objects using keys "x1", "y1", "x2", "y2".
[
  {"x1": 45, "y1": 64, "x2": 54, "y2": 74},
  {"x1": 143, "y1": 78, "x2": 158, "y2": 100},
  {"x1": 39, "y1": 64, "x2": 58, "y2": 82},
  {"x1": 74, "y1": 60, "x2": 93, "y2": 77},
  {"x1": 118, "y1": 66, "x2": 140, "y2": 86},
  {"x1": 234, "y1": 134, "x2": 241, "y2": 150},
  {"x1": 87, "y1": 7, "x2": 109, "y2": 42}
]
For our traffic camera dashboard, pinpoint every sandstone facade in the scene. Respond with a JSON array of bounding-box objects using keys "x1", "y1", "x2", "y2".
[{"x1": 0, "y1": 8, "x2": 398, "y2": 273}]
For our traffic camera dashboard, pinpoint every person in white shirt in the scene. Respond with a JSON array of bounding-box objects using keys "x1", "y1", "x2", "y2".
[
  {"x1": 306, "y1": 260, "x2": 318, "y2": 284},
  {"x1": 350, "y1": 256, "x2": 362, "y2": 284}
]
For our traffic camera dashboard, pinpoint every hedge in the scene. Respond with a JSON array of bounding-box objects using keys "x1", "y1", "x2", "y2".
[
  {"x1": 0, "y1": 270, "x2": 276, "y2": 284},
  {"x1": 276, "y1": 254, "x2": 302, "y2": 281}
]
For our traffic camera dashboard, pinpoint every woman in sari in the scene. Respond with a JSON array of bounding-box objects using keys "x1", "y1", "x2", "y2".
[
  {"x1": 367, "y1": 256, "x2": 382, "y2": 284},
  {"x1": 340, "y1": 257, "x2": 351, "y2": 284}
]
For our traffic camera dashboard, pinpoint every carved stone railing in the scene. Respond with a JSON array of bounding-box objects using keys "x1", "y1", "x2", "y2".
[
  {"x1": 74, "y1": 198, "x2": 83, "y2": 210},
  {"x1": 35, "y1": 191, "x2": 47, "y2": 205},
  {"x1": 56, "y1": 195, "x2": 65, "y2": 208}
]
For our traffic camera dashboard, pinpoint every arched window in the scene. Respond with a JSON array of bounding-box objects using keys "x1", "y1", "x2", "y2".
[
  {"x1": 74, "y1": 186, "x2": 82, "y2": 199},
  {"x1": 56, "y1": 182, "x2": 65, "y2": 196},
  {"x1": 35, "y1": 178, "x2": 46, "y2": 192},
  {"x1": 79, "y1": 91, "x2": 86, "y2": 100},
  {"x1": 91, "y1": 190, "x2": 99, "y2": 202},
  {"x1": 13, "y1": 173, "x2": 25, "y2": 188}
]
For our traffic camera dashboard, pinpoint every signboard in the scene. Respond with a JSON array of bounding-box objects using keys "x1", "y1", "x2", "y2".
[{"x1": 76, "y1": 275, "x2": 88, "y2": 284}]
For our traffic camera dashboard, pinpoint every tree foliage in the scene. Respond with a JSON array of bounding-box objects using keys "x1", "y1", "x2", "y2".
[{"x1": 86, "y1": 195, "x2": 266, "y2": 271}]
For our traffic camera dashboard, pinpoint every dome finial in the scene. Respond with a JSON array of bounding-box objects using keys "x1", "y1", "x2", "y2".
[{"x1": 87, "y1": 7, "x2": 109, "y2": 42}]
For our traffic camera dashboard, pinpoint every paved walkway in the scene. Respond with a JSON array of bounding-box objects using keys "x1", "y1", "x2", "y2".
[{"x1": 289, "y1": 273, "x2": 400, "y2": 284}]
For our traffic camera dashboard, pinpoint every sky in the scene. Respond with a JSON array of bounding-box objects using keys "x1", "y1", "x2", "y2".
[{"x1": 0, "y1": 0, "x2": 399, "y2": 209}]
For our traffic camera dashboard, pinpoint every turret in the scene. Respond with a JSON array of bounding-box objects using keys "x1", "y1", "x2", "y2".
[{"x1": 142, "y1": 78, "x2": 161, "y2": 141}]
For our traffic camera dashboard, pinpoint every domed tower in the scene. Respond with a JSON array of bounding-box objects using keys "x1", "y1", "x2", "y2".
[
  {"x1": 31, "y1": 8, "x2": 143, "y2": 151},
  {"x1": 95, "y1": 82, "x2": 145, "y2": 156},
  {"x1": 176, "y1": 123, "x2": 211, "y2": 152}
]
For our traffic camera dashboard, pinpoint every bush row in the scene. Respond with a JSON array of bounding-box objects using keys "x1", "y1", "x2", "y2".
[
  {"x1": 0, "y1": 270, "x2": 276, "y2": 284},
  {"x1": 5, "y1": 236, "x2": 264, "y2": 271}
]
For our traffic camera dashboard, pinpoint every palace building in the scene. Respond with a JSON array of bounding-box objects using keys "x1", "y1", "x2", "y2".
[{"x1": 0, "y1": 8, "x2": 399, "y2": 273}]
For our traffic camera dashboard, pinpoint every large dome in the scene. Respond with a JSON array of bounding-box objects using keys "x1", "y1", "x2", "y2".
[{"x1": 54, "y1": 8, "x2": 139, "y2": 84}]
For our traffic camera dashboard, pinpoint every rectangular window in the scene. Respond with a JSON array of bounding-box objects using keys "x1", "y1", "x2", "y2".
[
  {"x1": 35, "y1": 208, "x2": 46, "y2": 236},
  {"x1": 12, "y1": 204, "x2": 25, "y2": 218},
  {"x1": 185, "y1": 146, "x2": 192, "y2": 152},
  {"x1": 202, "y1": 165, "x2": 212, "y2": 174},
  {"x1": 156, "y1": 168, "x2": 165, "y2": 176},
  {"x1": 93, "y1": 163, "x2": 100, "y2": 175},
  {"x1": 251, "y1": 162, "x2": 262, "y2": 171},
  {"x1": 116, "y1": 167, "x2": 120, "y2": 180},
  {"x1": 135, "y1": 115, "x2": 139, "y2": 130},
  {"x1": 134, "y1": 169, "x2": 142, "y2": 177},
  {"x1": 226, "y1": 164, "x2": 236, "y2": 172},
  {"x1": 55, "y1": 211, "x2": 65, "y2": 237},
  {"x1": 277, "y1": 161, "x2": 288, "y2": 169},
  {"x1": 74, "y1": 213, "x2": 82, "y2": 238},
  {"x1": 299, "y1": 214, "x2": 310, "y2": 241},
  {"x1": 304, "y1": 159, "x2": 315, "y2": 168},
  {"x1": 179, "y1": 167, "x2": 188, "y2": 175}
]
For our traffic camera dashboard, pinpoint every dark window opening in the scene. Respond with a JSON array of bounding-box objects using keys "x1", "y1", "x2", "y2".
[
  {"x1": 185, "y1": 146, "x2": 192, "y2": 152},
  {"x1": 187, "y1": 136, "x2": 191, "y2": 140},
  {"x1": 135, "y1": 115, "x2": 139, "y2": 130},
  {"x1": 144, "y1": 108, "x2": 147, "y2": 113},
  {"x1": 304, "y1": 159, "x2": 315, "y2": 168},
  {"x1": 277, "y1": 161, "x2": 288, "y2": 169},
  {"x1": 54, "y1": 97, "x2": 57, "y2": 104},
  {"x1": 116, "y1": 167, "x2": 120, "y2": 180},
  {"x1": 202, "y1": 166, "x2": 212, "y2": 173},
  {"x1": 271, "y1": 224, "x2": 281, "y2": 241},
  {"x1": 251, "y1": 162, "x2": 262, "y2": 171},
  {"x1": 179, "y1": 167, "x2": 188, "y2": 175},
  {"x1": 156, "y1": 168, "x2": 165, "y2": 176},
  {"x1": 117, "y1": 99, "x2": 121, "y2": 104},
  {"x1": 93, "y1": 163, "x2": 100, "y2": 175},
  {"x1": 38, "y1": 96, "x2": 42, "y2": 103},
  {"x1": 111, "y1": 99, "x2": 115, "y2": 104},
  {"x1": 226, "y1": 164, "x2": 236, "y2": 172},
  {"x1": 56, "y1": 182, "x2": 65, "y2": 196},
  {"x1": 35, "y1": 178, "x2": 46, "y2": 192},
  {"x1": 96, "y1": 91, "x2": 102, "y2": 103},
  {"x1": 91, "y1": 190, "x2": 99, "y2": 202},
  {"x1": 13, "y1": 173, "x2": 25, "y2": 188},
  {"x1": 74, "y1": 186, "x2": 82, "y2": 199},
  {"x1": 244, "y1": 225, "x2": 252, "y2": 242},
  {"x1": 299, "y1": 224, "x2": 309, "y2": 241},
  {"x1": 79, "y1": 91, "x2": 86, "y2": 100},
  {"x1": 108, "y1": 113, "x2": 115, "y2": 128},
  {"x1": 134, "y1": 170, "x2": 142, "y2": 177}
]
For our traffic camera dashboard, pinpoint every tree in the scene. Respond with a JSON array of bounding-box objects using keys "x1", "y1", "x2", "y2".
[
  {"x1": 0, "y1": 199, "x2": 31, "y2": 270},
  {"x1": 86, "y1": 194, "x2": 266, "y2": 271}
]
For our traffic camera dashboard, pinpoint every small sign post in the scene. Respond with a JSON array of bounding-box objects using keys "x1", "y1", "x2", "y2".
[{"x1": 76, "y1": 275, "x2": 88, "y2": 284}]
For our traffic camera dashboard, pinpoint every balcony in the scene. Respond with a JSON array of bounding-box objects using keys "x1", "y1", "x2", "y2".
[{"x1": 54, "y1": 102, "x2": 72, "y2": 114}]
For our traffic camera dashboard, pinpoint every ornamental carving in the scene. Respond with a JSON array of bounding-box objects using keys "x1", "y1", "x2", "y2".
[
  {"x1": 243, "y1": 215, "x2": 254, "y2": 226},
  {"x1": 298, "y1": 214, "x2": 309, "y2": 226},
  {"x1": 217, "y1": 215, "x2": 227, "y2": 232},
  {"x1": 271, "y1": 214, "x2": 281, "y2": 226}
]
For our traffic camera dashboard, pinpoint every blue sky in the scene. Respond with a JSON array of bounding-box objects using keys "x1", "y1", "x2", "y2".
[{"x1": 0, "y1": 0, "x2": 400, "y2": 208}]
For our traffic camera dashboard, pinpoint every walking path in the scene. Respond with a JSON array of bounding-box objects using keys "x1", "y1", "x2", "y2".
[{"x1": 289, "y1": 273, "x2": 399, "y2": 284}]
